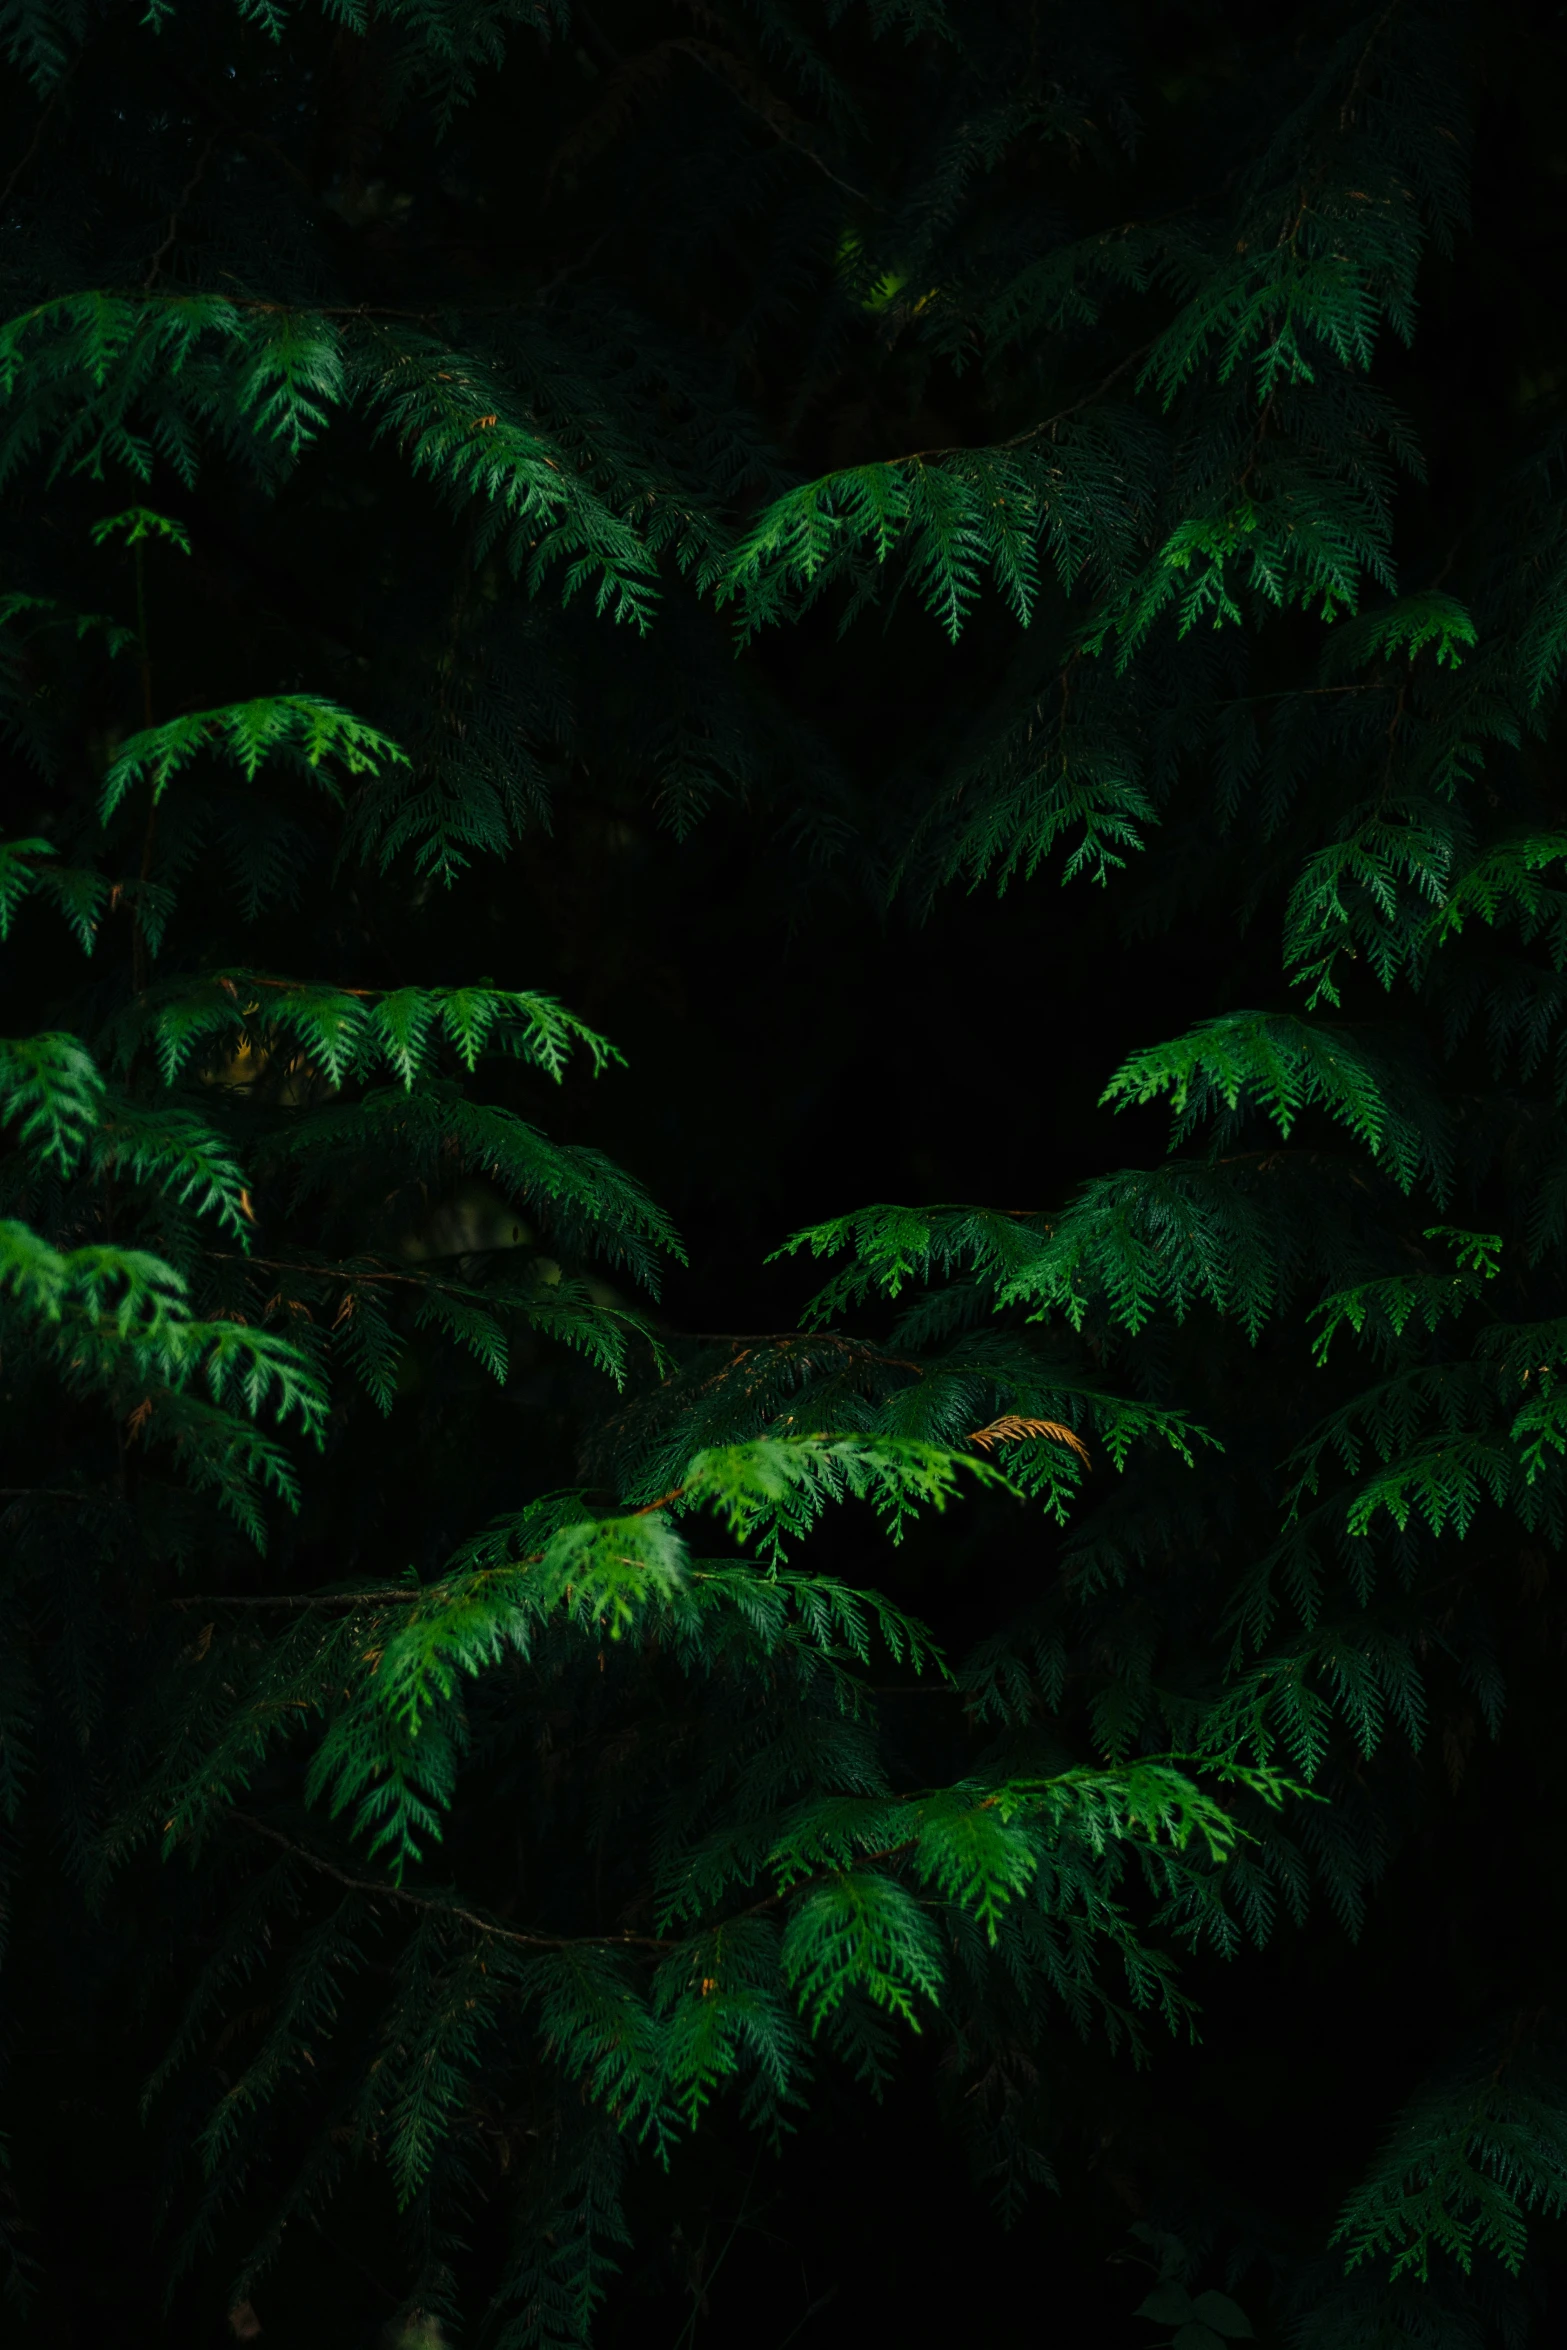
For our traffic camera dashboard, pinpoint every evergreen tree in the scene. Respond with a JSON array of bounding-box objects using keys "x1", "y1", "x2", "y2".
[{"x1": 2, "y1": 2, "x2": 1567, "y2": 2343}]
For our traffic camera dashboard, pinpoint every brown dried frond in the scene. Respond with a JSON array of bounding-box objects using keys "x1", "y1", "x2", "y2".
[{"x1": 967, "y1": 1414, "x2": 1090, "y2": 1469}]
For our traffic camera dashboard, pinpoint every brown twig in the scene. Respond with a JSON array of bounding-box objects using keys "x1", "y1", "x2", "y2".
[
  {"x1": 207, "y1": 1253, "x2": 448, "y2": 1291},
  {"x1": 679, "y1": 1331, "x2": 927, "y2": 1375},
  {"x1": 225, "y1": 973, "x2": 384, "y2": 998}
]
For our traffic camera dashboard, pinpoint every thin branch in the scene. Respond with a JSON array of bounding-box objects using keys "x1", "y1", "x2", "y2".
[
  {"x1": 174, "y1": 68, "x2": 317, "y2": 204},
  {"x1": 131, "y1": 536, "x2": 157, "y2": 992},
  {"x1": 1011, "y1": 340, "x2": 1162, "y2": 450},
  {"x1": 776, "y1": 2286, "x2": 841, "y2": 2350},
  {"x1": 144, "y1": 132, "x2": 217, "y2": 291},
  {"x1": 227, "y1": 972, "x2": 384, "y2": 998},
  {"x1": 206, "y1": 1252, "x2": 462, "y2": 1293},
  {"x1": 0, "y1": 59, "x2": 76, "y2": 213},
  {"x1": 677, "y1": 1331, "x2": 926, "y2": 1374},
  {"x1": 843, "y1": 341, "x2": 1162, "y2": 480},
  {"x1": 683, "y1": 1330, "x2": 865, "y2": 1343},
  {"x1": 232, "y1": 1811, "x2": 677, "y2": 1950},
  {"x1": 1212, "y1": 684, "x2": 1392, "y2": 706},
  {"x1": 574, "y1": 6, "x2": 878, "y2": 209},
  {"x1": 169, "y1": 1415, "x2": 1075, "y2": 1611},
  {"x1": 1338, "y1": 0, "x2": 1404, "y2": 133},
  {"x1": 172, "y1": 1588, "x2": 420, "y2": 1608},
  {"x1": 0, "y1": 1486, "x2": 112, "y2": 1504},
  {"x1": 863, "y1": 1682, "x2": 968, "y2": 1696},
  {"x1": 674, "y1": 37, "x2": 877, "y2": 208}
]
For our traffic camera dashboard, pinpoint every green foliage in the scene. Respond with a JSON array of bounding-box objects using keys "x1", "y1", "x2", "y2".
[
  {"x1": 109, "y1": 969, "x2": 622, "y2": 1091},
  {"x1": 98, "y1": 695, "x2": 407, "y2": 820},
  {"x1": 0, "y1": 839, "x2": 113, "y2": 949},
  {"x1": 1098, "y1": 1012, "x2": 1453, "y2": 1202},
  {"x1": 714, "y1": 448, "x2": 1055, "y2": 642},
  {"x1": 0, "y1": 1029, "x2": 102, "y2": 1167},
  {"x1": 1137, "y1": 2279, "x2": 1256, "y2": 2349},
  {"x1": 1331, "y1": 2027, "x2": 1567, "y2": 2284}
]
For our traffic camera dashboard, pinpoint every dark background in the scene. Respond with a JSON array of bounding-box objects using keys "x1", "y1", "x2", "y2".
[{"x1": 5, "y1": 1, "x2": 1567, "y2": 2342}]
